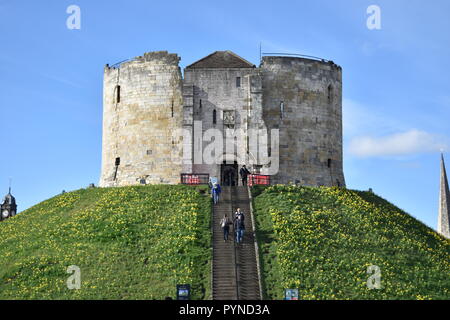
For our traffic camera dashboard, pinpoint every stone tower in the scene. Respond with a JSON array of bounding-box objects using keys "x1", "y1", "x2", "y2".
[
  {"x1": 99, "y1": 50, "x2": 346, "y2": 188},
  {"x1": 438, "y1": 153, "x2": 450, "y2": 238},
  {"x1": 261, "y1": 56, "x2": 345, "y2": 186},
  {"x1": 100, "y1": 52, "x2": 184, "y2": 187}
]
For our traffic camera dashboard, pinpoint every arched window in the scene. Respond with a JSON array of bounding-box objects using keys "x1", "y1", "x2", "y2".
[{"x1": 213, "y1": 109, "x2": 217, "y2": 124}]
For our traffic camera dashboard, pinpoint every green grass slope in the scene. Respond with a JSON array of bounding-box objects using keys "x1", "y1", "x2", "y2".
[
  {"x1": 252, "y1": 185, "x2": 450, "y2": 300},
  {"x1": 0, "y1": 185, "x2": 211, "y2": 299}
]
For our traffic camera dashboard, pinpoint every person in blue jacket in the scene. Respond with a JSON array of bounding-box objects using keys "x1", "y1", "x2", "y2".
[{"x1": 212, "y1": 182, "x2": 221, "y2": 205}]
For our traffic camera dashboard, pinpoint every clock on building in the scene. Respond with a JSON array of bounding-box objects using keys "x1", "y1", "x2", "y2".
[{"x1": 0, "y1": 187, "x2": 17, "y2": 221}]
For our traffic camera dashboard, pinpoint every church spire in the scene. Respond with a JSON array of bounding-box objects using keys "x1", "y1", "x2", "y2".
[{"x1": 438, "y1": 153, "x2": 450, "y2": 238}]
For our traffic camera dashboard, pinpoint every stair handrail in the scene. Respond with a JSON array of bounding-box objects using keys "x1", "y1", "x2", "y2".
[
  {"x1": 247, "y1": 185, "x2": 264, "y2": 300},
  {"x1": 210, "y1": 194, "x2": 214, "y2": 300}
]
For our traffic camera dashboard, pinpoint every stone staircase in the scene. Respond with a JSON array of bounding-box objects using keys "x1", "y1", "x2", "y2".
[{"x1": 212, "y1": 186, "x2": 261, "y2": 300}]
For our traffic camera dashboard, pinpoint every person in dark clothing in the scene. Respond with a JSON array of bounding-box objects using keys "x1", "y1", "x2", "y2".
[
  {"x1": 220, "y1": 214, "x2": 232, "y2": 242},
  {"x1": 239, "y1": 165, "x2": 251, "y2": 186},
  {"x1": 234, "y1": 207, "x2": 244, "y2": 222},
  {"x1": 233, "y1": 208, "x2": 245, "y2": 243},
  {"x1": 234, "y1": 214, "x2": 245, "y2": 244}
]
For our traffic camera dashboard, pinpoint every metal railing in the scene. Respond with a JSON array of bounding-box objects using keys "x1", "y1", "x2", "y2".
[
  {"x1": 248, "y1": 174, "x2": 271, "y2": 186},
  {"x1": 262, "y1": 52, "x2": 331, "y2": 63},
  {"x1": 180, "y1": 173, "x2": 210, "y2": 185},
  {"x1": 109, "y1": 58, "x2": 134, "y2": 69}
]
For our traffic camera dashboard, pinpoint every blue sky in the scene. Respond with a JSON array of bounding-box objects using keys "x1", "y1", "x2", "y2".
[{"x1": 1, "y1": 0, "x2": 449, "y2": 229}]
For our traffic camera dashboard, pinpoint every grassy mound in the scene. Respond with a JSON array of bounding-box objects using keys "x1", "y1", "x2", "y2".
[
  {"x1": 0, "y1": 185, "x2": 211, "y2": 299},
  {"x1": 252, "y1": 185, "x2": 450, "y2": 300}
]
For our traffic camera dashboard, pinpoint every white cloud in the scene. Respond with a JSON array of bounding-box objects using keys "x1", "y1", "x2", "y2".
[{"x1": 348, "y1": 129, "x2": 449, "y2": 157}]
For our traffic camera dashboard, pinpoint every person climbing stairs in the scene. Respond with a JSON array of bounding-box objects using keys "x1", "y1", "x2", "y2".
[{"x1": 212, "y1": 186, "x2": 261, "y2": 300}]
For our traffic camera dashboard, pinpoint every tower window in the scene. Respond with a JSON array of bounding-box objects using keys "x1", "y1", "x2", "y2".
[
  {"x1": 327, "y1": 85, "x2": 333, "y2": 104},
  {"x1": 113, "y1": 157, "x2": 120, "y2": 181},
  {"x1": 115, "y1": 85, "x2": 121, "y2": 103},
  {"x1": 199, "y1": 99, "x2": 202, "y2": 109},
  {"x1": 280, "y1": 101, "x2": 284, "y2": 119},
  {"x1": 246, "y1": 136, "x2": 249, "y2": 154},
  {"x1": 213, "y1": 109, "x2": 217, "y2": 125},
  {"x1": 327, "y1": 158, "x2": 332, "y2": 168},
  {"x1": 236, "y1": 77, "x2": 241, "y2": 88},
  {"x1": 171, "y1": 100, "x2": 174, "y2": 118}
]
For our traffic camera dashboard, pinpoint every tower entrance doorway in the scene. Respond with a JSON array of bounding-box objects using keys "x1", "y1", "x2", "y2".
[{"x1": 221, "y1": 161, "x2": 238, "y2": 186}]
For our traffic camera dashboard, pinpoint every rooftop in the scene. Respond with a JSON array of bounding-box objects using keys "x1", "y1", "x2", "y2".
[{"x1": 185, "y1": 51, "x2": 256, "y2": 69}]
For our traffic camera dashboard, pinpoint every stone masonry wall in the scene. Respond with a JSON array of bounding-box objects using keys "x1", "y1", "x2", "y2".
[
  {"x1": 99, "y1": 51, "x2": 183, "y2": 187},
  {"x1": 183, "y1": 67, "x2": 263, "y2": 184},
  {"x1": 261, "y1": 56, "x2": 345, "y2": 186}
]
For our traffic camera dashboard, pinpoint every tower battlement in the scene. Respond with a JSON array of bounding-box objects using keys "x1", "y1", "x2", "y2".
[{"x1": 105, "y1": 51, "x2": 181, "y2": 72}]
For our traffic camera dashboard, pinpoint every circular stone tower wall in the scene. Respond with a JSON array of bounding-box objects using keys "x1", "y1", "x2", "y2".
[
  {"x1": 100, "y1": 51, "x2": 184, "y2": 187},
  {"x1": 261, "y1": 56, "x2": 345, "y2": 187}
]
